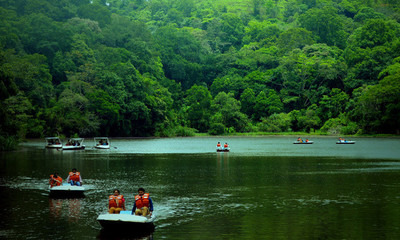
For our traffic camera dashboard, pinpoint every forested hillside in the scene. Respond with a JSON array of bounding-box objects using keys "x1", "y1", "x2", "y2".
[{"x1": 1, "y1": 0, "x2": 400, "y2": 149}]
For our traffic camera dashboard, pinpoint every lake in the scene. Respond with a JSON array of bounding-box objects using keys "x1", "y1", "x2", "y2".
[{"x1": 1, "y1": 136, "x2": 400, "y2": 239}]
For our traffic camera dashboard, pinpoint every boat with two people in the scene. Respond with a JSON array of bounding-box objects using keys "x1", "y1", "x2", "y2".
[
  {"x1": 94, "y1": 137, "x2": 110, "y2": 149},
  {"x1": 62, "y1": 138, "x2": 85, "y2": 150},
  {"x1": 336, "y1": 138, "x2": 355, "y2": 144},
  {"x1": 49, "y1": 172, "x2": 85, "y2": 198},
  {"x1": 216, "y1": 142, "x2": 230, "y2": 152},
  {"x1": 97, "y1": 211, "x2": 156, "y2": 231},
  {"x1": 45, "y1": 137, "x2": 62, "y2": 149},
  {"x1": 294, "y1": 137, "x2": 314, "y2": 144}
]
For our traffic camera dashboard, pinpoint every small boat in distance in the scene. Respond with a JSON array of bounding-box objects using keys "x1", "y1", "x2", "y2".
[
  {"x1": 294, "y1": 137, "x2": 313, "y2": 144},
  {"x1": 94, "y1": 137, "x2": 110, "y2": 149},
  {"x1": 293, "y1": 141, "x2": 314, "y2": 144},
  {"x1": 216, "y1": 142, "x2": 230, "y2": 152},
  {"x1": 45, "y1": 137, "x2": 62, "y2": 149},
  {"x1": 336, "y1": 140, "x2": 355, "y2": 144},
  {"x1": 63, "y1": 138, "x2": 85, "y2": 150},
  {"x1": 97, "y1": 211, "x2": 155, "y2": 230},
  {"x1": 49, "y1": 183, "x2": 85, "y2": 198},
  {"x1": 336, "y1": 138, "x2": 355, "y2": 144}
]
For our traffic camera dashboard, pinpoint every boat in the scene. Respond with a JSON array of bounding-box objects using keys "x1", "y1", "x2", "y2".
[
  {"x1": 336, "y1": 140, "x2": 355, "y2": 144},
  {"x1": 62, "y1": 138, "x2": 85, "y2": 150},
  {"x1": 45, "y1": 137, "x2": 62, "y2": 149},
  {"x1": 49, "y1": 183, "x2": 85, "y2": 198},
  {"x1": 217, "y1": 147, "x2": 230, "y2": 152},
  {"x1": 94, "y1": 137, "x2": 110, "y2": 149},
  {"x1": 97, "y1": 211, "x2": 156, "y2": 231},
  {"x1": 293, "y1": 141, "x2": 314, "y2": 144}
]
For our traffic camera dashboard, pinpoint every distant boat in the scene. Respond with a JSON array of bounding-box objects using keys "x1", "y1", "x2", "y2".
[
  {"x1": 97, "y1": 211, "x2": 155, "y2": 230},
  {"x1": 63, "y1": 138, "x2": 85, "y2": 150},
  {"x1": 45, "y1": 137, "x2": 62, "y2": 149},
  {"x1": 293, "y1": 141, "x2": 314, "y2": 144},
  {"x1": 336, "y1": 140, "x2": 355, "y2": 144},
  {"x1": 49, "y1": 183, "x2": 85, "y2": 198},
  {"x1": 94, "y1": 137, "x2": 110, "y2": 149},
  {"x1": 216, "y1": 147, "x2": 230, "y2": 152}
]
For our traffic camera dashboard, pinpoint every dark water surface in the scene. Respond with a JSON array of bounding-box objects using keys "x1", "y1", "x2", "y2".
[{"x1": 1, "y1": 136, "x2": 400, "y2": 239}]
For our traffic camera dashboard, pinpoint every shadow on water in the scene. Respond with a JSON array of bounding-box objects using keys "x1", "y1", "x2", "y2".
[{"x1": 97, "y1": 227, "x2": 154, "y2": 240}]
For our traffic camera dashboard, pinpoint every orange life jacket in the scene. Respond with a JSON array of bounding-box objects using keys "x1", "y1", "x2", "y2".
[
  {"x1": 109, "y1": 195, "x2": 124, "y2": 208},
  {"x1": 217, "y1": 143, "x2": 221, "y2": 147},
  {"x1": 49, "y1": 175, "x2": 62, "y2": 187},
  {"x1": 135, "y1": 193, "x2": 150, "y2": 209},
  {"x1": 69, "y1": 172, "x2": 80, "y2": 181},
  {"x1": 224, "y1": 144, "x2": 228, "y2": 148}
]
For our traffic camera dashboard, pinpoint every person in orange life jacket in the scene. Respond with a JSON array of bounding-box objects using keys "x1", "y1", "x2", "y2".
[
  {"x1": 223, "y1": 142, "x2": 229, "y2": 148},
  {"x1": 109, "y1": 189, "x2": 126, "y2": 214},
  {"x1": 131, "y1": 188, "x2": 153, "y2": 217},
  {"x1": 66, "y1": 168, "x2": 82, "y2": 186},
  {"x1": 49, "y1": 173, "x2": 62, "y2": 188}
]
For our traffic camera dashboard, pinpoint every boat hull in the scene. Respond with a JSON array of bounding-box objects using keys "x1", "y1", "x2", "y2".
[
  {"x1": 94, "y1": 145, "x2": 110, "y2": 149},
  {"x1": 97, "y1": 212, "x2": 155, "y2": 231},
  {"x1": 45, "y1": 144, "x2": 63, "y2": 149},
  {"x1": 49, "y1": 184, "x2": 85, "y2": 198},
  {"x1": 216, "y1": 148, "x2": 230, "y2": 152},
  {"x1": 62, "y1": 146, "x2": 85, "y2": 150},
  {"x1": 293, "y1": 141, "x2": 314, "y2": 144},
  {"x1": 336, "y1": 141, "x2": 355, "y2": 144}
]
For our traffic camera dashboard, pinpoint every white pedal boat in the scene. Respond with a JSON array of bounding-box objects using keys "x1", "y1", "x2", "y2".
[
  {"x1": 293, "y1": 141, "x2": 314, "y2": 144},
  {"x1": 336, "y1": 141, "x2": 355, "y2": 144},
  {"x1": 49, "y1": 183, "x2": 85, "y2": 197},
  {"x1": 97, "y1": 211, "x2": 156, "y2": 230},
  {"x1": 45, "y1": 137, "x2": 62, "y2": 149},
  {"x1": 94, "y1": 137, "x2": 110, "y2": 149}
]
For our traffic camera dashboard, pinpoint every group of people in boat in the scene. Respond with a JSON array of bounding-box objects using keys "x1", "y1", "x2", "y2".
[
  {"x1": 296, "y1": 137, "x2": 310, "y2": 143},
  {"x1": 338, "y1": 137, "x2": 350, "y2": 143},
  {"x1": 49, "y1": 168, "x2": 83, "y2": 187},
  {"x1": 109, "y1": 188, "x2": 154, "y2": 217},
  {"x1": 97, "y1": 139, "x2": 109, "y2": 146},
  {"x1": 216, "y1": 142, "x2": 229, "y2": 150},
  {"x1": 66, "y1": 140, "x2": 81, "y2": 146},
  {"x1": 49, "y1": 170, "x2": 154, "y2": 217}
]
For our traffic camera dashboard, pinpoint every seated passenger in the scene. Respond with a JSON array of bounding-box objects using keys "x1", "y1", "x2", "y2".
[
  {"x1": 132, "y1": 188, "x2": 153, "y2": 217},
  {"x1": 66, "y1": 168, "x2": 82, "y2": 186},
  {"x1": 49, "y1": 173, "x2": 62, "y2": 188},
  {"x1": 109, "y1": 189, "x2": 125, "y2": 214}
]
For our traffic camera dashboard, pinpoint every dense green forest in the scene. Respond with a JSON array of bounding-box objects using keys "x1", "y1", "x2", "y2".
[{"x1": 1, "y1": 0, "x2": 400, "y2": 149}]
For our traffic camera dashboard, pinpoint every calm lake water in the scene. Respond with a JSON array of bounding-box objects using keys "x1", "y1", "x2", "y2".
[{"x1": 1, "y1": 136, "x2": 400, "y2": 239}]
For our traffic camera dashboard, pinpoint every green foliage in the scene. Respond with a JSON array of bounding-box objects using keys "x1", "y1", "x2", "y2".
[{"x1": 1, "y1": 0, "x2": 400, "y2": 144}]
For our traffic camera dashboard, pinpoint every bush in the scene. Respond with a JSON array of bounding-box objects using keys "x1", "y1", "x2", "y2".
[
  {"x1": 0, "y1": 135, "x2": 20, "y2": 151},
  {"x1": 208, "y1": 123, "x2": 225, "y2": 135}
]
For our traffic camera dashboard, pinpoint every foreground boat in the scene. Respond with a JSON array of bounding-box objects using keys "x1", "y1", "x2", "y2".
[
  {"x1": 49, "y1": 183, "x2": 85, "y2": 198},
  {"x1": 217, "y1": 148, "x2": 230, "y2": 152},
  {"x1": 293, "y1": 141, "x2": 314, "y2": 144},
  {"x1": 63, "y1": 138, "x2": 85, "y2": 150},
  {"x1": 45, "y1": 137, "x2": 62, "y2": 149},
  {"x1": 336, "y1": 141, "x2": 355, "y2": 144},
  {"x1": 94, "y1": 137, "x2": 110, "y2": 149},
  {"x1": 97, "y1": 211, "x2": 156, "y2": 230}
]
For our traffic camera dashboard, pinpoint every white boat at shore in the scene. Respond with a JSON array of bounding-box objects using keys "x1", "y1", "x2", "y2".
[
  {"x1": 97, "y1": 211, "x2": 155, "y2": 230},
  {"x1": 45, "y1": 137, "x2": 62, "y2": 149},
  {"x1": 63, "y1": 138, "x2": 85, "y2": 150},
  {"x1": 49, "y1": 183, "x2": 85, "y2": 197},
  {"x1": 94, "y1": 137, "x2": 110, "y2": 149}
]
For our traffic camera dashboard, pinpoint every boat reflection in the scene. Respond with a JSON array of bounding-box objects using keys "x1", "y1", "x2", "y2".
[
  {"x1": 49, "y1": 198, "x2": 83, "y2": 223},
  {"x1": 98, "y1": 228, "x2": 154, "y2": 240}
]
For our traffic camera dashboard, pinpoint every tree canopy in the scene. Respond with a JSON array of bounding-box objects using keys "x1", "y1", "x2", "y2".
[{"x1": 1, "y1": 0, "x2": 400, "y2": 148}]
